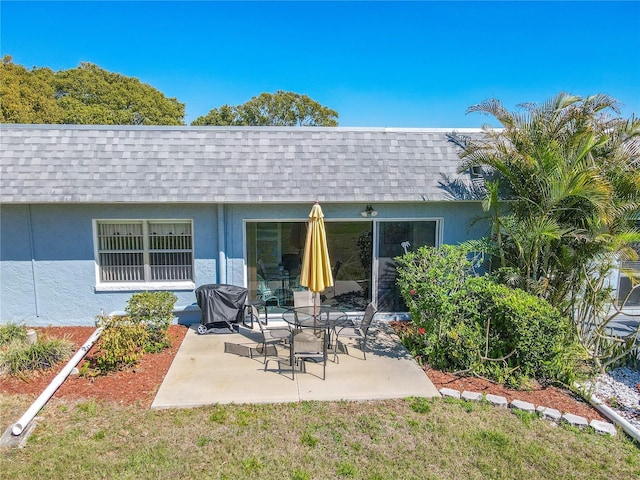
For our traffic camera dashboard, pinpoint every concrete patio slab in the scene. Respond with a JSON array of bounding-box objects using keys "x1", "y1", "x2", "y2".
[{"x1": 152, "y1": 321, "x2": 440, "y2": 408}]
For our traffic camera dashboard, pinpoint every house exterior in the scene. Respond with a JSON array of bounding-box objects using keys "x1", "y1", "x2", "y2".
[{"x1": 1, "y1": 125, "x2": 489, "y2": 326}]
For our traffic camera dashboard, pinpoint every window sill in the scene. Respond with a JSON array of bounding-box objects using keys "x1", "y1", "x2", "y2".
[{"x1": 95, "y1": 282, "x2": 196, "y2": 292}]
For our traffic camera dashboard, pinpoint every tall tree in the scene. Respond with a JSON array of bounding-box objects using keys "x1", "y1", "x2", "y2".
[
  {"x1": 0, "y1": 57, "x2": 185, "y2": 125},
  {"x1": 192, "y1": 90, "x2": 338, "y2": 126}
]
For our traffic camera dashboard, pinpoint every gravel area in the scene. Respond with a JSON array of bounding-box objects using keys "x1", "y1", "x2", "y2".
[{"x1": 587, "y1": 367, "x2": 640, "y2": 430}]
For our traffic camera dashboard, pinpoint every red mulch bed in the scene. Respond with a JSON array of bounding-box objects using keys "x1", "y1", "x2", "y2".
[
  {"x1": 0, "y1": 325, "x2": 187, "y2": 408},
  {"x1": 386, "y1": 321, "x2": 604, "y2": 422},
  {"x1": 0, "y1": 324, "x2": 603, "y2": 421}
]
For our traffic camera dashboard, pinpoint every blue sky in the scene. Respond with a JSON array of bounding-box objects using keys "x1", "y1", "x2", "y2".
[{"x1": 2, "y1": 1, "x2": 639, "y2": 127}]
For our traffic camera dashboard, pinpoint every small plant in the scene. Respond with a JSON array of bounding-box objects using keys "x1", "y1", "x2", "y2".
[
  {"x1": 89, "y1": 291, "x2": 177, "y2": 375},
  {"x1": 409, "y1": 396, "x2": 432, "y2": 414},
  {"x1": 126, "y1": 291, "x2": 177, "y2": 353},
  {"x1": 0, "y1": 322, "x2": 27, "y2": 347},
  {"x1": 196, "y1": 436, "x2": 212, "y2": 447},
  {"x1": 512, "y1": 409, "x2": 538, "y2": 426},
  {"x1": 336, "y1": 462, "x2": 356, "y2": 477},
  {"x1": 92, "y1": 315, "x2": 149, "y2": 374},
  {"x1": 0, "y1": 335, "x2": 73, "y2": 376},
  {"x1": 241, "y1": 458, "x2": 262, "y2": 473},
  {"x1": 76, "y1": 400, "x2": 98, "y2": 416},
  {"x1": 607, "y1": 396, "x2": 622, "y2": 409},
  {"x1": 209, "y1": 407, "x2": 227, "y2": 424},
  {"x1": 291, "y1": 470, "x2": 310, "y2": 480},
  {"x1": 301, "y1": 430, "x2": 318, "y2": 447}
]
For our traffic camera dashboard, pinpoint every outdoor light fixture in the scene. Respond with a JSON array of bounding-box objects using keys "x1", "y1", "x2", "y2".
[{"x1": 360, "y1": 204, "x2": 378, "y2": 217}]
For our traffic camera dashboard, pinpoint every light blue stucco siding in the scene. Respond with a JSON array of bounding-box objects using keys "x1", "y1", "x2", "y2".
[
  {"x1": 223, "y1": 200, "x2": 488, "y2": 286},
  {"x1": 1, "y1": 204, "x2": 218, "y2": 326},
  {"x1": 1, "y1": 201, "x2": 487, "y2": 326},
  {"x1": 225, "y1": 201, "x2": 486, "y2": 250}
]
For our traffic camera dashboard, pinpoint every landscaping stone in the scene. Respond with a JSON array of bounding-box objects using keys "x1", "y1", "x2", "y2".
[
  {"x1": 439, "y1": 388, "x2": 461, "y2": 399},
  {"x1": 536, "y1": 406, "x2": 562, "y2": 421},
  {"x1": 590, "y1": 419, "x2": 617, "y2": 436},
  {"x1": 461, "y1": 391, "x2": 483, "y2": 402},
  {"x1": 485, "y1": 394, "x2": 508, "y2": 408},
  {"x1": 561, "y1": 413, "x2": 589, "y2": 428},
  {"x1": 510, "y1": 399, "x2": 535, "y2": 413}
]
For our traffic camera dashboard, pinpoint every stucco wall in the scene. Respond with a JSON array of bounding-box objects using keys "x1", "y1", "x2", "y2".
[
  {"x1": 1, "y1": 204, "x2": 218, "y2": 326},
  {"x1": 1, "y1": 201, "x2": 487, "y2": 326}
]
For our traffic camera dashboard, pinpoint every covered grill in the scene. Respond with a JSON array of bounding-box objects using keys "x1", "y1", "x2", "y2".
[{"x1": 195, "y1": 284, "x2": 248, "y2": 334}]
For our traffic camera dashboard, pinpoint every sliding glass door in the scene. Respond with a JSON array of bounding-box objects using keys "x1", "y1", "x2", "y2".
[
  {"x1": 376, "y1": 221, "x2": 438, "y2": 311},
  {"x1": 246, "y1": 221, "x2": 373, "y2": 311},
  {"x1": 246, "y1": 219, "x2": 439, "y2": 312}
]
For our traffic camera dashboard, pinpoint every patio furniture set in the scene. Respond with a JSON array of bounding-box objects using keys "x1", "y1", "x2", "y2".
[{"x1": 249, "y1": 300, "x2": 378, "y2": 380}]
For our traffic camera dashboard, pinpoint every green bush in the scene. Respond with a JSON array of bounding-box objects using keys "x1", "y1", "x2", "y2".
[
  {"x1": 125, "y1": 291, "x2": 177, "y2": 353},
  {"x1": 396, "y1": 244, "x2": 581, "y2": 387},
  {"x1": 397, "y1": 244, "x2": 476, "y2": 326},
  {"x1": 93, "y1": 314, "x2": 149, "y2": 373},
  {"x1": 456, "y1": 277, "x2": 578, "y2": 386},
  {"x1": 90, "y1": 291, "x2": 177, "y2": 374}
]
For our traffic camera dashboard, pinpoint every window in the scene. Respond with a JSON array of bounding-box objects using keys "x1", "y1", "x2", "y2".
[{"x1": 95, "y1": 220, "x2": 193, "y2": 287}]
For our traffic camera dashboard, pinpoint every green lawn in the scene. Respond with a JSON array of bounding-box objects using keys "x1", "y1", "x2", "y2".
[{"x1": 1, "y1": 395, "x2": 638, "y2": 480}]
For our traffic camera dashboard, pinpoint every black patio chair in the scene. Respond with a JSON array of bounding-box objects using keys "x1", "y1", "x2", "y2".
[
  {"x1": 335, "y1": 302, "x2": 377, "y2": 360},
  {"x1": 248, "y1": 305, "x2": 291, "y2": 367}
]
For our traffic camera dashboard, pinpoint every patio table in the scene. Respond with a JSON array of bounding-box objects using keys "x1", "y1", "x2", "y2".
[{"x1": 282, "y1": 306, "x2": 352, "y2": 356}]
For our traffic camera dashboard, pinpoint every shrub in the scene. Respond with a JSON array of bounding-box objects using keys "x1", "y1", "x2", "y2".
[
  {"x1": 455, "y1": 276, "x2": 579, "y2": 386},
  {"x1": 125, "y1": 291, "x2": 177, "y2": 353},
  {"x1": 396, "y1": 244, "x2": 476, "y2": 327},
  {"x1": 89, "y1": 291, "x2": 177, "y2": 374},
  {"x1": 396, "y1": 244, "x2": 582, "y2": 387},
  {"x1": 93, "y1": 314, "x2": 149, "y2": 373}
]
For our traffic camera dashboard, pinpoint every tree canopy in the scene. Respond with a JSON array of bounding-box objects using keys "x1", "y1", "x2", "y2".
[
  {"x1": 191, "y1": 90, "x2": 338, "y2": 126},
  {"x1": 0, "y1": 56, "x2": 185, "y2": 125}
]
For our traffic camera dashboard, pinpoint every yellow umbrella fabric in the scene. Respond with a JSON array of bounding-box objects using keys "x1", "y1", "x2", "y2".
[{"x1": 300, "y1": 202, "x2": 334, "y2": 295}]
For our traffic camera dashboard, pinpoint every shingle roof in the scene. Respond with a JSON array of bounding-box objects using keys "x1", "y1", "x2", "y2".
[{"x1": 0, "y1": 125, "x2": 481, "y2": 204}]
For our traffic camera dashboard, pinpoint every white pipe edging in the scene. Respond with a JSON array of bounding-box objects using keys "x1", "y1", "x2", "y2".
[
  {"x1": 11, "y1": 327, "x2": 103, "y2": 436},
  {"x1": 588, "y1": 393, "x2": 640, "y2": 443}
]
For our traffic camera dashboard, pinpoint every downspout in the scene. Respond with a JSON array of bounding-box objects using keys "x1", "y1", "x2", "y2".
[
  {"x1": 12, "y1": 327, "x2": 103, "y2": 436},
  {"x1": 26, "y1": 205, "x2": 40, "y2": 317},
  {"x1": 218, "y1": 204, "x2": 227, "y2": 284}
]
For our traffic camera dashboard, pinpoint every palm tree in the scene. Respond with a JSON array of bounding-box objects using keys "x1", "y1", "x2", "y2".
[{"x1": 458, "y1": 93, "x2": 640, "y2": 319}]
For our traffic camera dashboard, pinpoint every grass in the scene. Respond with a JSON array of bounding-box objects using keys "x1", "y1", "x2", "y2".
[{"x1": 1, "y1": 395, "x2": 638, "y2": 480}]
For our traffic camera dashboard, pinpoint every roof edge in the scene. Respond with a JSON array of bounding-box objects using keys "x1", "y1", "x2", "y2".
[{"x1": 0, "y1": 124, "x2": 485, "y2": 133}]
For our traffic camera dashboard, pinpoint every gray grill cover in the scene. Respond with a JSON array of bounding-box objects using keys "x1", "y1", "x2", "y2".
[{"x1": 195, "y1": 284, "x2": 248, "y2": 325}]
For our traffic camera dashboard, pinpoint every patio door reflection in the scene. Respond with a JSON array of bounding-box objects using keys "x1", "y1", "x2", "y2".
[
  {"x1": 246, "y1": 221, "x2": 373, "y2": 312},
  {"x1": 376, "y1": 221, "x2": 438, "y2": 311}
]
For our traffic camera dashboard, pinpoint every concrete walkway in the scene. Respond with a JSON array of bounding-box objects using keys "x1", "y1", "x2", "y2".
[{"x1": 152, "y1": 321, "x2": 440, "y2": 408}]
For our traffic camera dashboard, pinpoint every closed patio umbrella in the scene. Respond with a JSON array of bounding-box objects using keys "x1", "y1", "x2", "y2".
[{"x1": 300, "y1": 202, "x2": 334, "y2": 309}]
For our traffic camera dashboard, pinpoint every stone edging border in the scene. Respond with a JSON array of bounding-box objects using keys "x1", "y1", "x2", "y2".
[{"x1": 438, "y1": 387, "x2": 617, "y2": 436}]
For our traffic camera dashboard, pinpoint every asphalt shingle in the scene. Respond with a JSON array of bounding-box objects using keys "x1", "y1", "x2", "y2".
[{"x1": 0, "y1": 125, "x2": 481, "y2": 204}]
